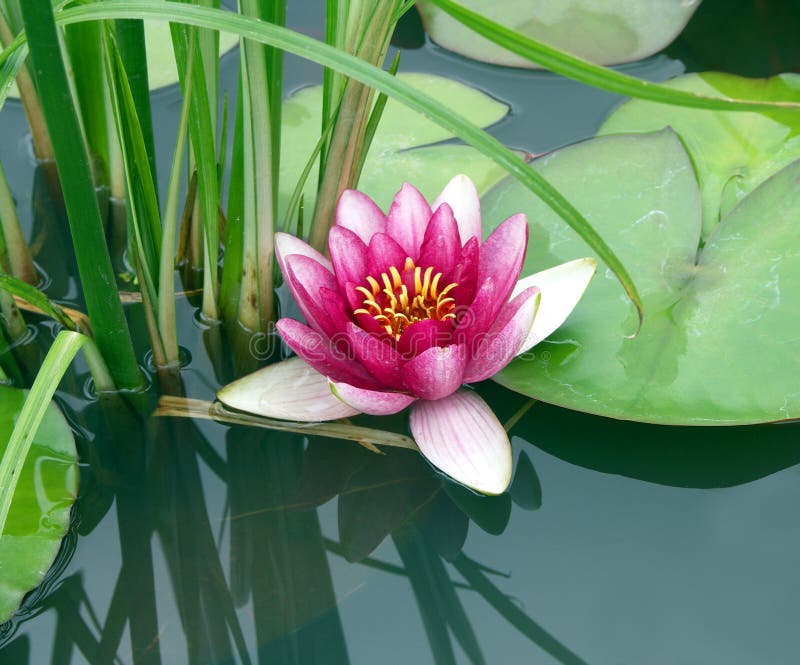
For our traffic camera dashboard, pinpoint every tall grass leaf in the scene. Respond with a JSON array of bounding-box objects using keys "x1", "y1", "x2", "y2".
[
  {"x1": 170, "y1": 21, "x2": 221, "y2": 320},
  {"x1": 114, "y1": 18, "x2": 158, "y2": 195},
  {"x1": 64, "y1": 19, "x2": 110, "y2": 187},
  {"x1": 16, "y1": 0, "x2": 143, "y2": 390},
  {"x1": 158, "y1": 46, "x2": 195, "y2": 367}
]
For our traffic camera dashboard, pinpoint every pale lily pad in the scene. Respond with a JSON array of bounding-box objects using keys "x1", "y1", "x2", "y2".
[
  {"x1": 0, "y1": 388, "x2": 78, "y2": 623},
  {"x1": 278, "y1": 73, "x2": 512, "y2": 217},
  {"x1": 599, "y1": 72, "x2": 800, "y2": 240},
  {"x1": 416, "y1": 0, "x2": 701, "y2": 68},
  {"x1": 485, "y1": 128, "x2": 800, "y2": 425}
]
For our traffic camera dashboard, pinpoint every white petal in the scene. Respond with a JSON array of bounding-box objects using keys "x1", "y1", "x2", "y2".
[
  {"x1": 432, "y1": 174, "x2": 481, "y2": 245},
  {"x1": 409, "y1": 389, "x2": 512, "y2": 495},
  {"x1": 512, "y1": 257, "x2": 597, "y2": 353},
  {"x1": 217, "y1": 357, "x2": 359, "y2": 421},
  {"x1": 275, "y1": 231, "x2": 332, "y2": 274}
]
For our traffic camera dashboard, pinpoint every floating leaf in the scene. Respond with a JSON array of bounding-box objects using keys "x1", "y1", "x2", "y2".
[
  {"x1": 0, "y1": 387, "x2": 78, "y2": 623},
  {"x1": 599, "y1": 72, "x2": 800, "y2": 240},
  {"x1": 486, "y1": 129, "x2": 800, "y2": 424},
  {"x1": 279, "y1": 73, "x2": 512, "y2": 217},
  {"x1": 416, "y1": 0, "x2": 701, "y2": 68}
]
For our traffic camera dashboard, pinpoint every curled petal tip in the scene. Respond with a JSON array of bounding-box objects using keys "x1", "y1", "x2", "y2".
[{"x1": 514, "y1": 257, "x2": 597, "y2": 354}]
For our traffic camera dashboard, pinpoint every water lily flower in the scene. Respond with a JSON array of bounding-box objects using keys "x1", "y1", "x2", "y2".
[{"x1": 218, "y1": 175, "x2": 595, "y2": 495}]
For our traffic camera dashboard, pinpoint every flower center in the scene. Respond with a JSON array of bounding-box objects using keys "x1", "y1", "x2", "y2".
[{"x1": 354, "y1": 257, "x2": 458, "y2": 339}]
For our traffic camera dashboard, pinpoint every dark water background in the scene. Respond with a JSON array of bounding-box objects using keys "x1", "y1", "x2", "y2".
[{"x1": 1, "y1": 0, "x2": 800, "y2": 663}]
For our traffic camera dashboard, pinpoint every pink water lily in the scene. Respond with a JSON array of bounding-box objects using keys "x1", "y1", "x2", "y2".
[{"x1": 218, "y1": 175, "x2": 595, "y2": 494}]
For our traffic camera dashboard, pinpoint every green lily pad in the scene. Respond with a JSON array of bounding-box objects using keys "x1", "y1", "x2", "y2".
[
  {"x1": 278, "y1": 73, "x2": 512, "y2": 216},
  {"x1": 415, "y1": 0, "x2": 701, "y2": 68},
  {"x1": 599, "y1": 72, "x2": 800, "y2": 240},
  {"x1": 0, "y1": 387, "x2": 78, "y2": 623},
  {"x1": 485, "y1": 128, "x2": 800, "y2": 425}
]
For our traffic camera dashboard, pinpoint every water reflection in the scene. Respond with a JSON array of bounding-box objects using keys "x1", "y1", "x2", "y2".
[{"x1": 1, "y1": 380, "x2": 596, "y2": 664}]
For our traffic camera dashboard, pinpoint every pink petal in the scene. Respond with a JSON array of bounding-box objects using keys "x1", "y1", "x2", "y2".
[
  {"x1": 402, "y1": 343, "x2": 467, "y2": 400},
  {"x1": 331, "y1": 381, "x2": 416, "y2": 415},
  {"x1": 417, "y1": 203, "x2": 460, "y2": 276},
  {"x1": 512, "y1": 258, "x2": 597, "y2": 354},
  {"x1": 335, "y1": 190, "x2": 387, "y2": 244},
  {"x1": 284, "y1": 255, "x2": 342, "y2": 338},
  {"x1": 463, "y1": 286, "x2": 540, "y2": 383},
  {"x1": 445, "y1": 236, "x2": 479, "y2": 306},
  {"x1": 368, "y1": 232, "x2": 408, "y2": 277},
  {"x1": 432, "y1": 174, "x2": 481, "y2": 246},
  {"x1": 397, "y1": 318, "x2": 454, "y2": 357},
  {"x1": 456, "y1": 214, "x2": 528, "y2": 342},
  {"x1": 217, "y1": 357, "x2": 359, "y2": 421},
  {"x1": 276, "y1": 318, "x2": 381, "y2": 390},
  {"x1": 386, "y1": 183, "x2": 432, "y2": 260},
  {"x1": 328, "y1": 225, "x2": 369, "y2": 294},
  {"x1": 409, "y1": 389, "x2": 512, "y2": 495},
  {"x1": 345, "y1": 323, "x2": 405, "y2": 389},
  {"x1": 275, "y1": 231, "x2": 332, "y2": 275}
]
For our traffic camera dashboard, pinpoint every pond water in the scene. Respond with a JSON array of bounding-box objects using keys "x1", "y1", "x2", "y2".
[{"x1": 2, "y1": 1, "x2": 800, "y2": 664}]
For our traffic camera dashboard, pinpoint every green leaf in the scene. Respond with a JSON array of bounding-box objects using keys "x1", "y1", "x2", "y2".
[
  {"x1": 417, "y1": 0, "x2": 700, "y2": 67},
  {"x1": 486, "y1": 129, "x2": 800, "y2": 424},
  {"x1": 599, "y1": 72, "x2": 800, "y2": 240},
  {"x1": 279, "y1": 73, "x2": 512, "y2": 215},
  {"x1": 0, "y1": 354, "x2": 80, "y2": 621}
]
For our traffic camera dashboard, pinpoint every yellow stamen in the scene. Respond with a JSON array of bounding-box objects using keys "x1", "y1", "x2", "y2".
[{"x1": 354, "y1": 257, "x2": 459, "y2": 340}]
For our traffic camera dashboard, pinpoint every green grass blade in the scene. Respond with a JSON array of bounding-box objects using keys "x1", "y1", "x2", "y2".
[
  {"x1": 0, "y1": 160, "x2": 35, "y2": 283},
  {"x1": 426, "y1": 0, "x2": 800, "y2": 113},
  {"x1": 354, "y1": 50, "x2": 400, "y2": 185},
  {"x1": 114, "y1": 17, "x2": 158, "y2": 195},
  {"x1": 0, "y1": 272, "x2": 116, "y2": 391},
  {"x1": 221, "y1": 79, "x2": 244, "y2": 327},
  {"x1": 15, "y1": 1, "x2": 644, "y2": 321},
  {"x1": 18, "y1": 0, "x2": 143, "y2": 390},
  {"x1": 0, "y1": 9, "x2": 53, "y2": 158},
  {"x1": 0, "y1": 272, "x2": 75, "y2": 330},
  {"x1": 103, "y1": 25, "x2": 167, "y2": 365},
  {"x1": 64, "y1": 18, "x2": 110, "y2": 187},
  {"x1": 170, "y1": 21, "x2": 221, "y2": 320},
  {"x1": 158, "y1": 47, "x2": 195, "y2": 367},
  {"x1": 237, "y1": 0, "x2": 276, "y2": 334},
  {"x1": 0, "y1": 330, "x2": 85, "y2": 537},
  {"x1": 321, "y1": 0, "x2": 349, "y2": 176}
]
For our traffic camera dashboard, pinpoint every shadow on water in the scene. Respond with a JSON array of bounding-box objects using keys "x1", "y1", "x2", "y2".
[
  {"x1": 0, "y1": 372, "x2": 595, "y2": 664},
  {"x1": 479, "y1": 382, "x2": 800, "y2": 489}
]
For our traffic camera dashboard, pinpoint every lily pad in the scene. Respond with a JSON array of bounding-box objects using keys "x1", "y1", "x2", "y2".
[
  {"x1": 599, "y1": 72, "x2": 800, "y2": 240},
  {"x1": 485, "y1": 128, "x2": 800, "y2": 424},
  {"x1": 415, "y1": 0, "x2": 701, "y2": 68},
  {"x1": 278, "y1": 73, "x2": 512, "y2": 217},
  {"x1": 0, "y1": 387, "x2": 78, "y2": 623}
]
